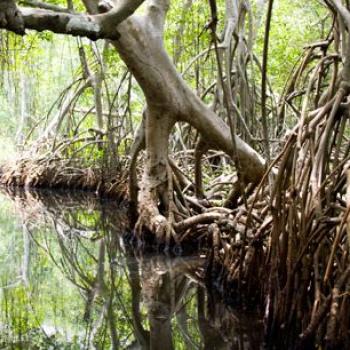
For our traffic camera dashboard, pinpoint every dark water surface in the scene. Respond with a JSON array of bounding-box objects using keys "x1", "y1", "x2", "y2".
[{"x1": 0, "y1": 189, "x2": 263, "y2": 349}]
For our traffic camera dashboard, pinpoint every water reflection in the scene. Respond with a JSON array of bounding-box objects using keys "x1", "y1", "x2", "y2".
[{"x1": 0, "y1": 189, "x2": 263, "y2": 349}]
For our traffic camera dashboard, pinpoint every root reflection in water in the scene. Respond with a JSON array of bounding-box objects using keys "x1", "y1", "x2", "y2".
[{"x1": 0, "y1": 189, "x2": 263, "y2": 349}]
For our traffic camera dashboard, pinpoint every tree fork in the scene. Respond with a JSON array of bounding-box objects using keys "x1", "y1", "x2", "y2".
[{"x1": 1, "y1": 0, "x2": 266, "y2": 236}]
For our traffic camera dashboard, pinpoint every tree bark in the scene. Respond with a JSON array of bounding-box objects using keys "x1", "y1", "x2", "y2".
[
  {"x1": 0, "y1": 0, "x2": 25, "y2": 34},
  {"x1": 109, "y1": 1, "x2": 265, "y2": 231},
  {"x1": 0, "y1": 0, "x2": 146, "y2": 40}
]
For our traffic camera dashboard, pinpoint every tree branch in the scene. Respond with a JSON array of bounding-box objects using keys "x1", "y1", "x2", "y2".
[
  {"x1": 145, "y1": 0, "x2": 170, "y2": 30},
  {"x1": 330, "y1": 0, "x2": 350, "y2": 28},
  {"x1": 0, "y1": 0, "x2": 146, "y2": 41},
  {"x1": 0, "y1": 0, "x2": 25, "y2": 34},
  {"x1": 17, "y1": 7, "x2": 120, "y2": 40},
  {"x1": 97, "y1": 0, "x2": 145, "y2": 29}
]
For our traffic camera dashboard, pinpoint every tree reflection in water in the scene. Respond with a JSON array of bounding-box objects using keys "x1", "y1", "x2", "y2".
[{"x1": 0, "y1": 189, "x2": 263, "y2": 349}]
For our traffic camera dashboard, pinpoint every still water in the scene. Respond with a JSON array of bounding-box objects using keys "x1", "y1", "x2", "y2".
[{"x1": 0, "y1": 189, "x2": 263, "y2": 349}]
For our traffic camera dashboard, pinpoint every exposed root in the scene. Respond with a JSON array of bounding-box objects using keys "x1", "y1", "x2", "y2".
[
  {"x1": 204, "y1": 61, "x2": 350, "y2": 348},
  {"x1": 0, "y1": 155, "x2": 128, "y2": 201}
]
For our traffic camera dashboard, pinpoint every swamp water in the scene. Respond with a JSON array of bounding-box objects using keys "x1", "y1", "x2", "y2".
[{"x1": 0, "y1": 189, "x2": 263, "y2": 349}]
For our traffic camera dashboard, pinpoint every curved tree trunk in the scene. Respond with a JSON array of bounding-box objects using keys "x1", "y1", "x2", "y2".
[
  {"x1": 112, "y1": 3, "x2": 265, "y2": 180},
  {"x1": 106, "y1": 1, "x2": 265, "y2": 232}
]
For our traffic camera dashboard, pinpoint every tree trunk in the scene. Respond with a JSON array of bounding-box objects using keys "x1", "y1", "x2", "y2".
[{"x1": 107, "y1": 1, "x2": 265, "y2": 231}]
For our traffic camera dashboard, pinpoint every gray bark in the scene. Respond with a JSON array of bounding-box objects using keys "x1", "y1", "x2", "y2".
[{"x1": 0, "y1": 0, "x2": 146, "y2": 40}]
